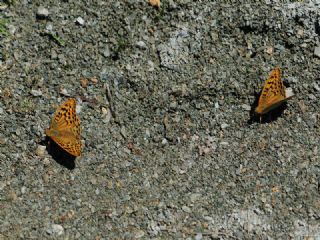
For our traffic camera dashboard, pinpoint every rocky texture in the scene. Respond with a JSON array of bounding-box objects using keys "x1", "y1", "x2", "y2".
[{"x1": 0, "y1": 1, "x2": 320, "y2": 239}]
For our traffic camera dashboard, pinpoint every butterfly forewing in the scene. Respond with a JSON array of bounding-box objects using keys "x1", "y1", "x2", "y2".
[
  {"x1": 46, "y1": 98, "x2": 82, "y2": 157},
  {"x1": 51, "y1": 99, "x2": 77, "y2": 128}
]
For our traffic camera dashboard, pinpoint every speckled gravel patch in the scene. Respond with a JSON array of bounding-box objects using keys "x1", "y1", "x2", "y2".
[{"x1": 1, "y1": 1, "x2": 320, "y2": 239}]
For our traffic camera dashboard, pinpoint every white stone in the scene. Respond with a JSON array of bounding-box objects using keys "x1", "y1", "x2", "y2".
[
  {"x1": 161, "y1": 138, "x2": 168, "y2": 144},
  {"x1": 221, "y1": 123, "x2": 228, "y2": 129},
  {"x1": 285, "y1": 87, "x2": 294, "y2": 99},
  {"x1": 21, "y1": 186, "x2": 27, "y2": 194},
  {"x1": 76, "y1": 17, "x2": 85, "y2": 25},
  {"x1": 314, "y1": 46, "x2": 320, "y2": 58},
  {"x1": 47, "y1": 224, "x2": 64, "y2": 236},
  {"x1": 136, "y1": 41, "x2": 147, "y2": 50},
  {"x1": 37, "y1": 6, "x2": 49, "y2": 17},
  {"x1": 241, "y1": 104, "x2": 251, "y2": 111},
  {"x1": 35, "y1": 145, "x2": 46, "y2": 156},
  {"x1": 30, "y1": 89, "x2": 42, "y2": 97}
]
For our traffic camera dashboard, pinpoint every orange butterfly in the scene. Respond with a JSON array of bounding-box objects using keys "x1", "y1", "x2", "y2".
[
  {"x1": 46, "y1": 98, "x2": 81, "y2": 157},
  {"x1": 255, "y1": 67, "x2": 292, "y2": 115}
]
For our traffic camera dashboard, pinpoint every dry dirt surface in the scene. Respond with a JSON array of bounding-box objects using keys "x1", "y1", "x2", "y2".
[{"x1": 1, "y1": 1, "x2": 320, "y2": 239}]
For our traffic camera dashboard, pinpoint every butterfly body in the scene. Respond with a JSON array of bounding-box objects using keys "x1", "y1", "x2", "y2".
[
  {"x1": 46, "y1": 98, "x2": 81, "y2": 157},
  {"x1": 255, "y1": 68, "x2": 290, "y2": 115}
]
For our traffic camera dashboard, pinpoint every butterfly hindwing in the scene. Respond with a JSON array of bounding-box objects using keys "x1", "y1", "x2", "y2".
[
  {"x1": 255, "y1": 68, "x2": 287, "y2": 115},
  {"x1": 49, "y1": 133, "x2": 81, "y2": 157}
]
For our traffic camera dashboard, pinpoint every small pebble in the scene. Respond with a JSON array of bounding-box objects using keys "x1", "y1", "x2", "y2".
[
  {"x1": 36, "y1": 145, "x2": 46, "y2": 156},
  {"x1": 46, "y1": 224, "x2": 64, "y2": 236},
  {"x1": 195, "y1": 233, "x2": 203, "y2": 240},
  {"x1": 8, "y1": 25, "x2": 16, "y2": 35},
  {"x1": 190, "y1": 193, "x2": 202, "y2": 203},
  {"x1": 101, "y1": 107, "x2": 108, "y2": 115},
  {"x1": 161, "y1": 138, "x2": 168, "y2": 145},
  {"x1": 145, "y1": 129, "x2": 151, "y2": 139},
  {"x1": 308, "y1": 94, "x2": 316, "y2": 100},
  {"x1": 300, "y1": 43, "x2": 307, "y2": 48},
  {"x1": 59, "y1": 88, "x2": 69, "y2": 96},
  {"x1": 136, "y1": 41, "x2": 147, "y2": 50},
  {"x1": 51, "y1": 50, "x2": 57, "y2": 59},
  {"x1": 102, "y1": 47, "x2": 111, "y2": 57},
  {"x1": 8, "y1": 191, "x2": 17, "y2": 201},
  {"x1": 21, "y1": 186, "x2": 27, "y2": 194},
  {"x1": 0, "y1": 182, "x2": 6, "y2": 191},
  {"x1": 91, "y1": 76, "x2": 98, "y2": 84},
  {"x1": 43, "y1": 174, "x2": 49, "y2": 183},
  {"x1": 75, "y1": 17, "x2": 85, "y2": 25},
  {"x1": 314, "y1": 46, "x2": 320, "y2": 58},
  {"x1": 37, "y1": 6, "x2": 49, "y2": 18},
  {"x1": 285, "y1": 87, "x2": 294, "y2": 98},
  {"x1": 265, "y1": 46, "x2": 273, "y2": 55},
  {"x1": 90, "y1": 177, "x2": 97, "y2": 185},
  {"x1": 76, "y1": 199, "x2": 82, "y2": 207},
  {"x1": 43, "y1": 157, "x2": 50, "y2": 166},
  {"x1": 297, "y1": 28, "x2": 304, "y2": 36},
  {"x1": 241, "y1": 104, "x2": 251, "y2": 111},
  {"x1": 170, "y1": 101, "x2": 177, "y2": 109},
  {"x1": 297, "y1": 117, "x2": 302, "y2": 123},
  {"x1": 0, "y1": 4, "x2": 8, "y2": 10},
  {"x1": 221, "y1": 123, "x2": 228, "y2": 129},
  {"x1": 70, "y1": 174, "x2": 75, "y2": 181},
  {"x1": 102, "y1": 108, "x2": 112, "y2": 124},
  {"x1": 120, "y1": 126, "x2": 127, "y2": 138},
  {"x1": 80, "y1": 78, "x2": 88, "y2": 88},
  {"x1": 76, "y1": 103, "x2": 82, "y2": 114},
  {"x1": 58, "y1": 54, "x2": 66, "y2": 65},
  {"x1": 147, "y1": 60, "x2": 155, "y2": 71},
  {"x1": 182, "y1": 206, "x2": 191, "y2": 213},
  {"x1": 31, "y1": 89, "x2": 43, "y2": 97},
  {"x1": 45, "y1": 23, "x2": 53, "y2": 32},
  {"x1": 313, "y1": 82, "x2": 320, "y2": 92},
  {"x1": 134, "y1": 229, "x2": 145, "y2": 238}
]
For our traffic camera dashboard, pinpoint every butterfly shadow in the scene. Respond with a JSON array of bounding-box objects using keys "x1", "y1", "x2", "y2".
[
  {"x1": 247, "y1": 91, "x2": 288, "y2": 125},
  {"x1": 45, "y1": 137, "x2": 76, "y2": 170}
]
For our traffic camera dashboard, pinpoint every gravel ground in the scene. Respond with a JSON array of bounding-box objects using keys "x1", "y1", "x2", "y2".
[{"x1": 1, "y1": 1, "x2": 320, "y2": 239}]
